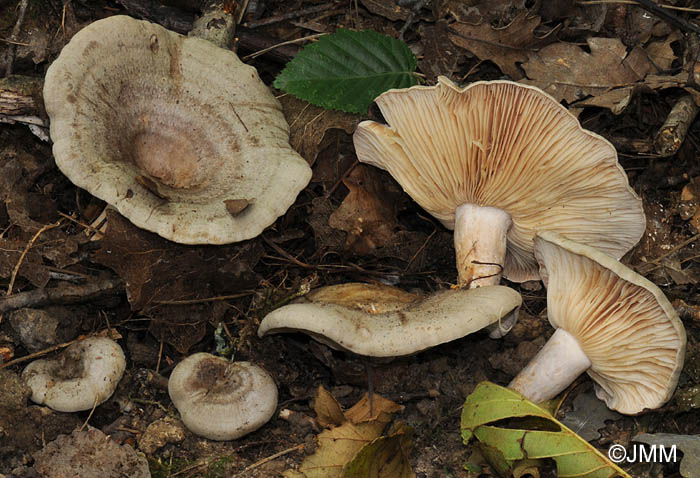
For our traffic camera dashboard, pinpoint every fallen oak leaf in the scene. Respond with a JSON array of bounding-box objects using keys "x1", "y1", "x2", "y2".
[
  {"x1": 634, "y1": 433, "x2": 699, "y2": 478},
  {"x1": 341, "y1": 422, "x2": 414, "y2": 478},
  {"x1": 462, "y1": 382, "x2": 631, "y2": 478},
  {"x1": 522, "y1": 37, "x2": 652, "y2": 111},
  {"x1": 448, "y1": 13, "x2": 555, "y2": 79}
]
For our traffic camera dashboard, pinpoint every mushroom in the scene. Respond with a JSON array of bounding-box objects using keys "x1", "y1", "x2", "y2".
[
  {"x1": 258, "y1": 283, "x2": 522, "y2": 357},
  {"x1": 21, "y1": 337, "x2": 126, "y2": 412},
  {"x1": 168, "y1": 353, "x2": 278, "y2": 440},
  {"x1": 43, "y1": 15, "x2": 311, "y2": 244},
  {"x1": 353, "y1": 77, "x2": 645, "y2": 288},
  {"x1": 509, "y1": 231, "x2": 686, "y2": 414}
]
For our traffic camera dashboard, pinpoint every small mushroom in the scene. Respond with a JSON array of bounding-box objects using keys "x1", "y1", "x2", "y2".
[
  {"x1": 43, "y1": 16, "x2": 311, "y2": 244},
  {"x1": 509, "y1": 231, "x2": 686, "y2": 414},
  {"x1": 21, "y1": 337, "x2": 126, "y2": 412},
  {"x1": 353, "y1": 77, "x2": 645, "y2": 287},
  {"x1": 258, "y1": 283, "x2": 522, "y2": 357},
  {"x1": 168, "y1": 353, "x2": 278, "y2": 440}
]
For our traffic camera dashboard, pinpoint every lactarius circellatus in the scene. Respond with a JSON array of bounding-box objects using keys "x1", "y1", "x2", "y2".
[
  {"x1": 168, "y1": 353, "x2": 278, "y2": 440},
  {"x1": 22, "y1": 337, "x2": 126, "y2": 412},
  {"x1": 509, "y1": 231, "x2": 686, "y2": 414},
  {"x1": 43, "y1": 15, "x2": 311, "y2": 244},
  {"x1": 353, "y1": 77, "x2": 645, "y2": 288},
  {"x1": 258, "y1": 283, "x2": 522, "y2": 357}
]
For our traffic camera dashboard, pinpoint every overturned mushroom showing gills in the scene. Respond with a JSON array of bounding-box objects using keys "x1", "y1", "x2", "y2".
[
  {"x1": 22, "y1": 337, "x2": 126, "y2": 412},
  {"x1": 168, "y1": 353, "x2": 278, "y2": 440},
  {"x1": 509, "y1": 231, "x2": 686, "y2": 414},
  {"x1": 258, "y1": 283, "x2": 522, "y2": 357},
  {"x1": 353, "y1": 77, "x2": 645, "y2": 287},
  {"x1": 43, "y1": 15, "x2": 311, "y2": 244}
]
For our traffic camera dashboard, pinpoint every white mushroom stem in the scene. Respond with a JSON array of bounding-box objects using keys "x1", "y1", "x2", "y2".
[
  {"x1": 454, "y1": 204, "x2": 512, "y2": 288},
  {"x1": 508, "y1": 328, "x2": 592, "y2": 403}
]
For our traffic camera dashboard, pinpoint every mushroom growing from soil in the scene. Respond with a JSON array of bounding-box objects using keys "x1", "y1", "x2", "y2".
[
  {"x1": 43, "y1": 15, "x2": 311, "y2": 244},
  {"x1": 21, "y1": 336, "x2": 126, "y2": 412},
  {"x1": 168, "y1": 353, "x2": 278, "y2": 440},
  {"x1": 353, "y1": 77, "x2": 645, "y2": 288},
  {"x1": 258, "y1": 283, "x2": 522, "y2": 357},
  {"x1": 509, "y1": 231, "x2": 686, "y2": 414}
]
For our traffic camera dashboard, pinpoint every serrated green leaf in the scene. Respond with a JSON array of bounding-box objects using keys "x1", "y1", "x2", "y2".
[
  {"x1": 274, "y1": 29, "x2": 417, "y2": 114},
  {"x1": 461, "y1": 382, "x2": 631, "y2": 478}
]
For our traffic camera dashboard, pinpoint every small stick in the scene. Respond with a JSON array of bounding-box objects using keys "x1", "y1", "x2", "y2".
[
  {"x1": 233, "y1": 444, "x2": 305, "y2": 477},
  {"x1": 7, "y1": 220, "x2": 63, "y2": 296},
  {"x1": 654, "y1": 95, "x2": 700, "y2": 156},
  {"x1": 4, "y1": 0, "x2": 30, "y2": 76},
  {"x1": 0, "y1": 277, "x2": 124, "y2": 314},
  {"x1": 244, "y1": 3, "x2": 338, "y2": 28}
]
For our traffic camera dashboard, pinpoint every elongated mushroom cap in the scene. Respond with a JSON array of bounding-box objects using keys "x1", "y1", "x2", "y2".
[
  {"x1": 168, "y1": 353, "x2": 278, "y2": 440},
  {"x1": 353, "y1": 77, "x2": 644, "y2": 283},
  {"x1": 258, "y1": 283, "x2": 522, "y2": 357},
  {"x1": 530, "y1": 231, "x2": 685, "y2": 414},
  {"x1": 21, "y1": 337, "x2": 126, "y2": 412},
  {"x1": 44, "y1": 16, "x2": 311, "y2": 244}
]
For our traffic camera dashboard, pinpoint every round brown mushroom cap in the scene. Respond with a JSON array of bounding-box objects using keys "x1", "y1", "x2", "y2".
[
  {"x1": 21, "y1": 337, "x2": 126, "y2": 412},
  {"x1": 534, "y1": 231, "x2": 686, "y2": 414},
  {"x1": 168, "y1": 353, "x2": 278, "y2": 440},
  {"x1": 353, "y1": 77, "x2": 645, "y2": 282},
  {"x1": 44, "y1": 15, "x2": 311, "y2": 244},
  {"x1": 258, "y1": 283, "x2": 522, "y2": 357}
]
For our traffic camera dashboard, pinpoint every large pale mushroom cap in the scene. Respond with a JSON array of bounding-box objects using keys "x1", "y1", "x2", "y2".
[
  {"x1": 353, "y1": 77, "x2": 645, "y2": 282},
  {"x1": 44, "y1": 15, "x2": 311, "y2": 244},
  {"x1": 168, "y1": 353, "x2": 278, "y2": 440},
  {"x1": 258, "y1": 283, "x2": 522, "y2": 357},
  {"x1": 535, "y1": 231, "x2": 686, "y2": 414},
  {"x1": 21, "y1": 337, "x2": 126, "y2": 412}
]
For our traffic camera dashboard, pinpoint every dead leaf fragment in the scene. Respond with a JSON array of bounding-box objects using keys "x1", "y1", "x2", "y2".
[
  {"x1": 314, "y1": 385, "x2": 346, "y2": 428},
  {"x1": 449, "y1": 13, "x2": 549, "y2": 79},
  {"x1": 341, "y1": 422, "x2": 414, "y2": 478},
  {"x1": 329, "y1": 165, "x2": 400, "y2": 256},
  {"x1": 359, "y1": 0, "x2": 411, "y2": 21},
  {"x1": 522, "y1": 37, "x2": 652, "y2": 107},
  {"x1": 646, "y1": 31, "x2": 681, "y2": 71},
  {"x1": 280, "y1": 94, "x2": 359, "y2": 167}
]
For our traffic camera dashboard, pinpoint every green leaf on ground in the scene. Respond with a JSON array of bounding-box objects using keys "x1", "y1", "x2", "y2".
[
  {"x1": 461, "y1": 382, "x2": 630, "y2": 478},
  {"x1": 273, "y1": 29, "x2": 417, "y2": 114}
]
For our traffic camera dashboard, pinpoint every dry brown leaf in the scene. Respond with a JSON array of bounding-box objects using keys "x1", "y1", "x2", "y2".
[
  {"x1": 344, "y1": 392, "x2": 403, "y2": 424},
  {"x1": 449, "y1": 13, "x2": 551, "y2": 79},
  {"x1": 280, "y1": 94, "x2": 359, "y2": 167},
  {"x1": 359, "y1": 0, "x2": 411, "y2": 21},
  {"x1": 646, "y1": 31, "x2": 681, "y2": 71},
  {"x1": 341, "y1": 422, "x2": 414, "y2": 478},
  {"x1": 286, "y1": 391, "x2": 404, "y2": 478},
  {"x1": 92, "y1": 210, "x2": 262, "y2": 309},
  {"x1": 328, "y1": 165, "x2": 400, "y2": 256},
  {"x1": 419, "y1": 21, "x2": 467, "y2": 81},
  {"x1": 522, "y1": 37, "x2": 652, "y2": 108},
  {"x1": 314, "y1": 385, "x2": 346, "y2": 428},
  {"x1": 435, "y1": 0, "x2": 526, "y2": 25}
]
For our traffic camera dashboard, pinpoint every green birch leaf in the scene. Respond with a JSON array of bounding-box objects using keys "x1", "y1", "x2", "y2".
[
  {"x1": 273, "y1": 29, "x2": 417, "y2": 114},
  {"x1": 461, "y1": 382, "x2": 631, "y2": 478}
]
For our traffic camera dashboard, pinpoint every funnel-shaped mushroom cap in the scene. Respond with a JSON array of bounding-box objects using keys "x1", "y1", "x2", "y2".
[
  {"x1": 44, "y1": 16, "x2": 311, "y2": 244},
  {"x1": 168, "y1": 353, "x2": 278, "y2": 440},
  {"x1": 354, "y1": 77, "x2": 644, "y2": 282},
  {"x1": 258, "y1": 283, "x2": 522, "y2": 357},
  {"x1": 22, "y1": 337, "x2": 126, "y2": 412},
  {"x1": 535, "y1": 231, "x2": 686, "y2": 414}
]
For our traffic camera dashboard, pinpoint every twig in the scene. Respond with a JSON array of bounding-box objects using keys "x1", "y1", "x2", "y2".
[
  {"x1": 0, "y1": 276, "x2": 124, "y2": 314},
  {"x1": 654, "y1": 95, "x2": 700, "y2": 156},
  {"x1": 233, "y1": 444, "x2": 305, "y2": 477},
  {"x1": 577, "y1": 0, "x2": 700, "y2": 13},
  {"x1": 7, "y1": 220, "x2": 63, "y2": 297},
  {"x1": 632, "y1": 0, "x2": 700, "y2": 35},
  {"x1": 4, "y1": 0, "x2": 30, "y2": 76},
  {"x1": 244, "y1": 3, "x2": 339, "y2": 28},
  {"x1": 79, "y1": 396, "x2": 100, "y2": 432},
  {"x1": 241, "y1": 33, "x2": 326, "y2": 61},
  {"x1": 151, "y1": 292, "x2": 254, "y2": 305}
]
